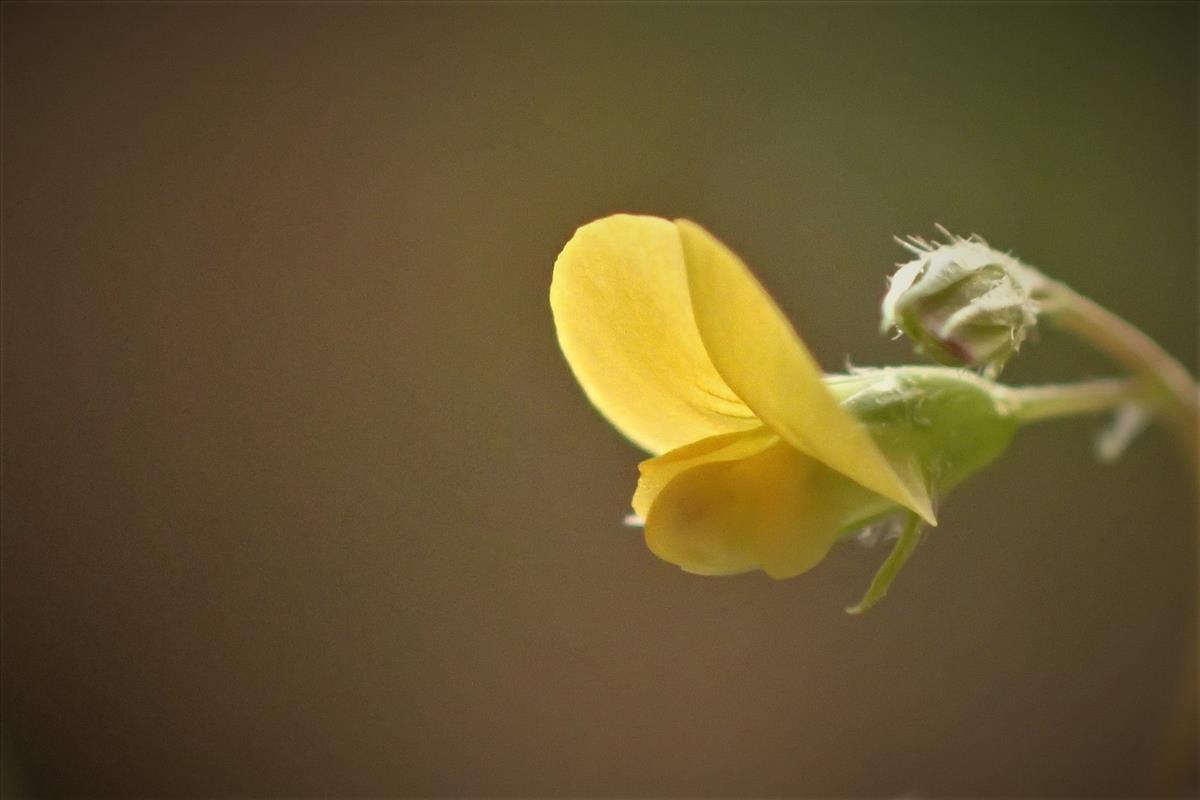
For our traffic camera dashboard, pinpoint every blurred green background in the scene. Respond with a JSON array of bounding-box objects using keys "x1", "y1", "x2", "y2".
[{"x1": 2, "y1": 1, "x2": 1196, "y2": 796}]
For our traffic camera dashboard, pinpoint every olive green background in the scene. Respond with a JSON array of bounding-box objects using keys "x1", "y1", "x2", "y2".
[{"x1": 2, "y1": 2, "x2": 1196, "y2": 797}]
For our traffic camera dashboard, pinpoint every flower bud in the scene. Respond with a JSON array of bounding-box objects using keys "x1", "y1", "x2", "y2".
[{"x1": 881, "y1": 230, "x2": 1044, "y2": 376}]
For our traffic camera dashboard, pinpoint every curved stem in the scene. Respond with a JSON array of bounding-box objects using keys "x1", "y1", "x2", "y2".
[
  {"x1": 1031, "y1": 278, "x2": 1198, "y2": 793},
  {"x1": 1038, "y1": 278, "x2": 1198, "y2": 463}
]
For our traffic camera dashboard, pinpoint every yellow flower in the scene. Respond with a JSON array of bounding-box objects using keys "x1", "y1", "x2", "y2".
[{"x1": 550, "y1": 214, "x2": 939, "y2": 578}]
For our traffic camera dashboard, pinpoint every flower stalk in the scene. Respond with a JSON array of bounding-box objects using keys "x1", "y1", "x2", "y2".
[
  {"x1": 1005, "y1": 378, "x2": 1148, "y2": 426},
  {"x1": 1036, "y1": 277, "x2": 1199, "y2": 470}
]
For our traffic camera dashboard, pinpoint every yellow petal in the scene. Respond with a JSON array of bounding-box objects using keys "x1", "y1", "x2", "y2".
[
  {"x1": 643, "y1": 436, "x2": 880, "y2": 578},
  {"x1": 632, "y1": 426, "x2": 778, "y2": 518},
  {"x1": 674, "y1": 219, "x2": 936, "y2": 524},
  {"x1": 550, "y1": 215, "x2": 759, "y2": 455}
]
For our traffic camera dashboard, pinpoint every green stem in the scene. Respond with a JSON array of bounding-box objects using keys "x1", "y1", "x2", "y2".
[
  {"x1": 1038, "y1": 278, "x2": 1198, "y2": 462},
  {"x1": 1005, "y1": 378, "x2": 1146, "y2": 426}
]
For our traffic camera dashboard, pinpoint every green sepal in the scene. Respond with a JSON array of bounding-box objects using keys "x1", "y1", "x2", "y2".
[
  {"x1": 846, "y1": 512, "x2": 923, "y2": 614},
  {"x1": 827, "y1": 366, "x2": 1018, "y2": 496}
]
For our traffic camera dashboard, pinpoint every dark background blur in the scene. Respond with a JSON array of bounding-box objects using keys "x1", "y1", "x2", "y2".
[{"x1": 2, "y1": 2, "x2": 1196, "y2": 797}]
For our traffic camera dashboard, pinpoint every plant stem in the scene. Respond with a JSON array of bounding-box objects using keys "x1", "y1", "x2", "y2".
[
  {"x1": 1038, "y1": 278, "x2": 1198, "y2": 460},
  {"x1": 1005, "y1": 378, "x2": 1146, "y2": 426}
]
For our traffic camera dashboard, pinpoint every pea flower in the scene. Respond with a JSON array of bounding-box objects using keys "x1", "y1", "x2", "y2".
[{"x1": 550, "y1": 215, "x2": 1016, "y2": 589}]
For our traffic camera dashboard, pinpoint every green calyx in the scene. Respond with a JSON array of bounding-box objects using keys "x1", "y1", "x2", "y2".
[
  {"x1": 828, "y1": 366, "x2": 1018, "y2": 497},
  {"x1": 824, "y1": 366, "x2": 1152, "y2": 612},
  {"x1": 825, "y1": 366, "x2": 1019, "y2": 613}
]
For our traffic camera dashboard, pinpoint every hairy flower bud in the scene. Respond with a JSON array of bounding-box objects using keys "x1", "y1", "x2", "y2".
[{"x1": 881, "y1": 229, "x2": 1044, "y2": 376}]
